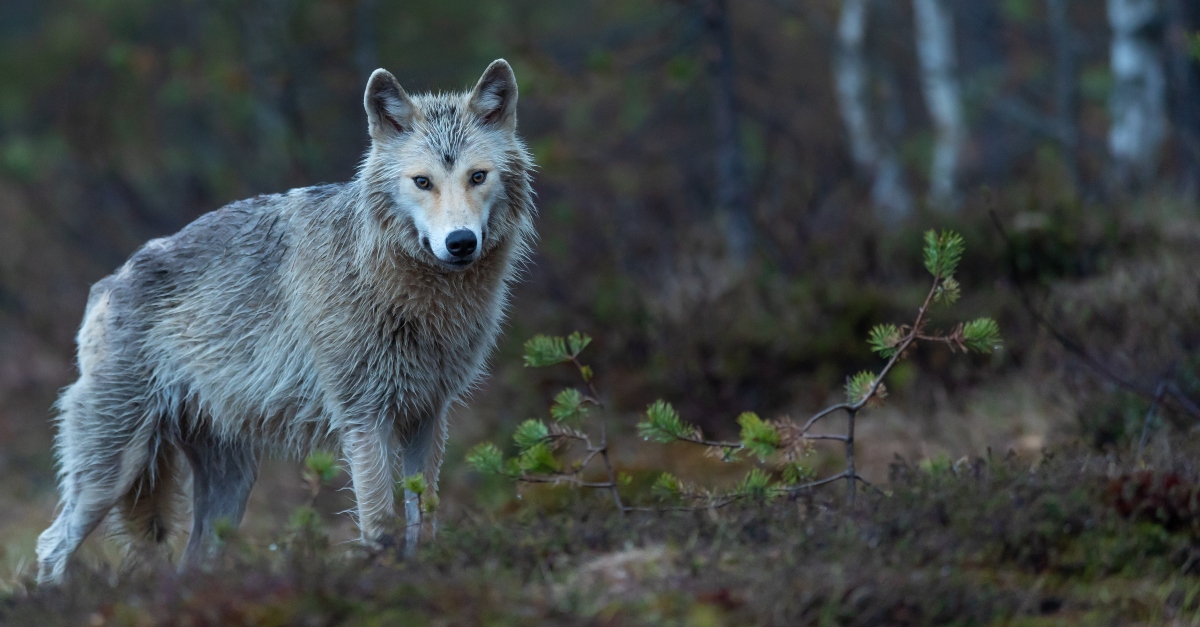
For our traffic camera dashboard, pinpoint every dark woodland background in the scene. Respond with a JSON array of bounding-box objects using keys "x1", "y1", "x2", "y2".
[{"x1": 1, "y1": 0, "x2": 1200, "y2": 586}]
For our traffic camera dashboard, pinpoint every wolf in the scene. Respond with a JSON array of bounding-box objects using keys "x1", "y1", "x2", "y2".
[{"x1": 35, "y1": 59, "x2": 535, "y2": 584}]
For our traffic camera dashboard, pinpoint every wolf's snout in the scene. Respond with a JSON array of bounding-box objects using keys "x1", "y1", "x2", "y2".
[{"x1": 445, "y1": 230, "x2": 477, "y2": 259}]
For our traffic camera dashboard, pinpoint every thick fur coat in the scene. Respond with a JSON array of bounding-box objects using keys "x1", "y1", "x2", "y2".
[{"x1": 36, "y1": 60, "x2": 535, "y2": 584}]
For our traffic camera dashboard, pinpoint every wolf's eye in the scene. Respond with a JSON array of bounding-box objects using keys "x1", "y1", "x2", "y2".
[
  {"x1": 471, "y1": 171, "x2": 487, "y2": 185},
  {"x1": 413, "y1": 176, "x2": 432, "y2": 190}
]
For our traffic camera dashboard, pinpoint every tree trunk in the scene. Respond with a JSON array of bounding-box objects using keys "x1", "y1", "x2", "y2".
[
  {"x1": 1107, "y1": 0, "x2": 1168, "y2": 190},
  {"x1": 913, "y1": 0, "x2": 965, "y2": 209},
  {"x1": 703, "y1": 0, "x2": 754, "y2": 261},
  {"x1": 834, "y1": 0, "x2": 912, "y2": 222}
]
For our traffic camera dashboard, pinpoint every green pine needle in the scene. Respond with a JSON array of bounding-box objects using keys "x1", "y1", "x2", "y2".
[
  {"x1": 465, "y1": 442, "x2": 506, "y2": 476},
  {"x1": 736, "y1": 468, "x2": 778, "y2": 500},
  {"x1": 566, "y1": 331, "x2": 592, "y2": 357},
  {"x1": 737, "y1": 412, "x2": 781, "y2": 461},
  {"x1": 962, "y1": 318, "x2": 1003, "y2": 354},
  {"x1": 516, "y1": 442, "x2": 560, "y2": 474},
  {"x1": 922, "y1": 230, "x2": 966, "y2": 279},
  {"x1": 303, "y1": 451, "x2": 341, "y2": 484},
  {"x1": 934, "y1": 276, "x2": 961, "y2": 306},
  {"x1": 513, "y1": 419, "x2": 551, "y2": 451},
  {"x1": 781, "y1": 462, "x2": 814, "y2": 486},
  {"x1": 523, "y1": 335, "x2": 570, "y2": 367},
  {"x1": 550, "y1": 388, "x2": 589, "y2": 424},
  {"x1": 401, "y1": 473, "x2": 427, "y2": 496},
  {"x1": 637, "y1": 400, "x2": 697, "y2": 443},
  {"x1": 845, "y1": 371, "x2": 877, "y2": 405},
  {"x1": 867, "y1": 324, "x2": 904, "y2": 359},
  {"x1": 651, "y1": 472, "x2": 682, "y2": 500}
]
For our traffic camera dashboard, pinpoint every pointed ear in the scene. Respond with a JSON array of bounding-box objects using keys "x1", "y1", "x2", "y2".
[
  {"x1": 468, "y1": 59, "x2": 518, "y2": 131},
  {"x1": 364, "y1": 69, "x2": 416, "y2": 141}
]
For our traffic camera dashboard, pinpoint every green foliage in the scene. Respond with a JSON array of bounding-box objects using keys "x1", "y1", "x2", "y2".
[
  {"x1": 288, "y1": 505, "x2": 323, "y2": 533},
  {"x1": 513, "y1": 419, "x2": 550, "y2": 451},
  {"x1": 934, "y1": 276, "x2": 961, "y2": 305},
  {"x1": 867, "y1": 324, "x2": 903, "y2": 359},
  {"x1": 516, "y1": 443, "x2": 560, "y2": 474},
  {"x1": 1189, "y1": 31, "x2": 1200, "y2": 62},
  {"x1": 845, "y1": 371, "x2": 878, "y2": 405},
  {"x1": 737, "y1": 468, "x2": 779, "y2": 501},
  {"x1": 567, "y1": 331, "x2": 592, "y2": 357},
  {"x1": 303, "y1": 451, "x2": 341, "y2": 485},
  {"x1": 780, "y1": 462, "x2": 815, "y2": 486},
  {"x1": 737, "y1": 412, "x2": 781, "y2": 461},
  {"x1": 523, "y1": 331, "x2": 593, "y2": 368},
  {"x1": 962, "y1": 318, "x2": 1003, "y2": 354},
  {"x1": 402, "y1": 473, "x2": 428, "y2": 497},
  {"x1": 922, "y1": 229, "x2": 965, "y2": 279},
  {"x1": 523, "y1": 335, "x2": 570, "y2": 367},
  {"x1": 550, "y1": 388, "x2": 589, "y2": 424},
  {"x1": 651, "y1": 472, "x2": 682, "y2": 500},
  {"x1": 465, "y1": 442, "x2": 507, "y2": 476},
  {"x1": 637, "y1": 400, "x2": 697, "y2": 443}
]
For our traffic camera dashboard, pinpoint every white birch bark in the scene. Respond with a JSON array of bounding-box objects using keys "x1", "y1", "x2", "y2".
[
  {"x1": 834, "y1": 0, "x2": 912, "y2": 221},
  {"x1": 1107, "y1": 0, "x2": 1167, "y2": 188},
  {"x1": 913, "y1": 0, "x2": 965, "y2": 209}
]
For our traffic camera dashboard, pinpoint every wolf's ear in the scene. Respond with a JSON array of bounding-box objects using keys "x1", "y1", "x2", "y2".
[
  {"x1": 468, "y1": 59, "x2": 518, "y2": 131},
  {"x1": 364, "y1": 69, "x2": 416, "y2": 141}
]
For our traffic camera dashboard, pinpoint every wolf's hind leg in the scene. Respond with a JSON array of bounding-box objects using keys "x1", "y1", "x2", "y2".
[
  {"x1": 112, "y1": 440, "x2": 185, "y2": 573},
  {"x1": 180, "y1": 433, "x2": 260, "y2": 570},
  {"x1": 36, "y1": 432, "x2": 153, "y2": 585}
]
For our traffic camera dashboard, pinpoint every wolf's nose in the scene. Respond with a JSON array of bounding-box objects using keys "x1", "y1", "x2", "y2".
[{"x1": 445, "y1": 230, "x2": 477, "y2": 258}]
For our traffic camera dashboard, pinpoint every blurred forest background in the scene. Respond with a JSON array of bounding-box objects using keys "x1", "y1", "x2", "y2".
[{"x1": 1, "y1": 0, "x2": 1200, "y2": 565}]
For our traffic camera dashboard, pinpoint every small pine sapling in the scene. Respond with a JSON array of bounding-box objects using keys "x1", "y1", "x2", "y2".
[
  {"x1": 466, "y1": 332, "x2": 627, "y2": 510},
  {"x1": 638, "y1": 230, "x2": 1002, "y2": 507}
]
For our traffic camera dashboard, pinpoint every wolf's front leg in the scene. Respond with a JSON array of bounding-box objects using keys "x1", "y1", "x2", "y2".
[
  {"x1": 400, "y1": 410, "x2": 449, "y2": 556},
  {"x1": 342, "y1": 425, "x2": 397, "y2": 548}
]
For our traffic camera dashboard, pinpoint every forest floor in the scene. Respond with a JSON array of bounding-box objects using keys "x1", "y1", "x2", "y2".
[{"x1": 3, "y1": 433, "x2": 1200, "y2": 626}]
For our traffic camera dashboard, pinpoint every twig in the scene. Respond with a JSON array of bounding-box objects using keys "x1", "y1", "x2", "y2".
[{"x1": 1136, "y1": 381, "x2": 1169, "y2": 464}]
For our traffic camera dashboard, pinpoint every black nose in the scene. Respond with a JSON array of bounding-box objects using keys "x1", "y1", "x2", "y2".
[{"x1": 445, "y1": 229, "x2": 477, "y2": 258}]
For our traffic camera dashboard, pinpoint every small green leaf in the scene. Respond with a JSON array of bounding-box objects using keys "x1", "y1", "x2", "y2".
[
  {"x1": 651, "y1": 472, "x2": 682, "y2": 500},
  {"x1": 737, "y1": 412, "x2": 781, "y2": 461},
  {"x1": 465, "y1": 443, "x2": 506, "y2": 476},
  {"x1": 517, "y1": 442, "x2": 560, "y2": 474},
  {"x1": 867, "y1": 324, "x2": 903, "y2": 359},
  {"x1": 637, "y1": 400, "x2": 697, "y2": 443},
  {"x1": 922, "y1": 230, "x2": 966, "y2": 279},
  {"x1": 402, "y1": 473, "x2": 427, "y2": 496},
  {"x1": 579, "y1": 364, "x2": 594, "y2": 383},
  {"x1": 550, "y1": 388, "x2": 589, "y2": 424},
  {"x1": 962, "y1": 318, "x2": 1002, "y2": 354},
  {"x1": 567, "y1": 331, "x2": 592, "y2": 357},
  {"x1": 422, "y1": 492, "x2": 440, "y2": 514},
  {"x1": 513, "y1": 419, "x2": 550, "y2": 450},
  {"x1": 618, "y1": 472, "x2": 633, "y2": 486},
  {"x1": 523, "y1": 335, "x2": 569, "y2": 367}
]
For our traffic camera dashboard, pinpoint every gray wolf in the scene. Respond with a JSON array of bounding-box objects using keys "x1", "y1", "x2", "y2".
[{"x1": 35, "y1": 59, "x2": 535, "y2": 584}]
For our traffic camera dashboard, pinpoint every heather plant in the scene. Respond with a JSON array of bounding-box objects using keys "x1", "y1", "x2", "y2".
[{"x1": 467, "y1": 230, "x2": 1001, "y2": 509}]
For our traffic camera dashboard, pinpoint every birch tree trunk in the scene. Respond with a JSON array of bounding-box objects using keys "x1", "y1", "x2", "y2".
[
  {"x1": 834, "y1": 0, "x2": 913, "y2": 222},
  {"x1": 913, "y1": 0, "x2": 965, "y2": 209},
  {"x1": 1107, "y1": 0, "x2": 1167, "y2": 190},
  {"x1": 704, "y1": 0, "x2": 754, "y2": 262}
]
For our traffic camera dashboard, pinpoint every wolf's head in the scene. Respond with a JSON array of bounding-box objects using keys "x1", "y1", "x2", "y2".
[{"x1": 359, "y1": 60, "x2": 534, "y2": 272}]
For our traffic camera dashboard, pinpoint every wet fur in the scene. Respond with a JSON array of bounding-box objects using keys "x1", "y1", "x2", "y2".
[{"x1": 36, "y1": 60, "x2": 535, "y2": 584}]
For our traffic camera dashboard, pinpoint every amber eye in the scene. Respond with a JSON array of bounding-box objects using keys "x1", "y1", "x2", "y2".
[
  {"x1": 413, "y1": 176, "x2": 432, "y2": 190},
  {"x1": 471, "y1": 171, "x2": 487, "y2": 185}
]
